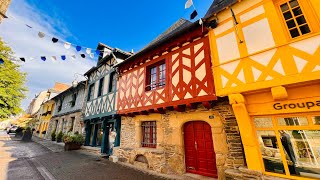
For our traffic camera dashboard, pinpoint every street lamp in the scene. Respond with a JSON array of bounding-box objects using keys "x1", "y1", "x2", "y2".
[{"x1": 72, "y1": 73, "x2": 88, "y2": 88}]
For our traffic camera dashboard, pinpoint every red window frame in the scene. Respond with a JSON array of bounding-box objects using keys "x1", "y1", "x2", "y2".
[
  {"x1": 141, "y1": 121, "x2": 157, "y2": 148},
  {"x1": 145, "y1": 60, "x2": 166, "y2": 91}
]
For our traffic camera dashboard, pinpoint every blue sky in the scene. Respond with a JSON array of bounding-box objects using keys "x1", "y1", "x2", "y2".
[
  {"x1": 0, "y1": 0, "x2": 213, "y2": 110},
  {"x1": 28, "y1": 0, "x2": 213, "y2": 51}
]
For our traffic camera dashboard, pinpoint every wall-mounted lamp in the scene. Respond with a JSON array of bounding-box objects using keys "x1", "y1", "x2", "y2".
[{"x1": 205, "y1": 19, "x2": 218, "y2": 29}]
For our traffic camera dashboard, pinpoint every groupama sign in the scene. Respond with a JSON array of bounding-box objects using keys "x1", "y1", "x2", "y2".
[{"x1": 273, "y1": 101, "x2": 320, "y2": 110}]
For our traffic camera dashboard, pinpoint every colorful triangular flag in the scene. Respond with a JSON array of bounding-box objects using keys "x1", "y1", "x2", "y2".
[
  {"x1": 71, "y1": 55, "x2": 76, "y2": 60},
  {"x1": 90, "y1": 53, "x2": 94, "y2": 58},
  {"x1": 64, "y1": 42, "x2": 71, "y2": 49},
  {"x1": 61, "y1": 55, "x2": 66, "y2": 60},
  {"x1": 95, "y1": 49, "x2": 100, "y2": 55},
  {"x1": 41, "y1": 56, "x2": 46, "y2": 61},
  {"x1": 185, "y1": 0, "x2": 193, "y2": 9},
  {"x1": 38, "y1": 32, "x2": 45, "y2": 38},
  {"x1": 52, "y1": 37, "x2": 59, "y2": 43},
  {"x1": 76, "y1": 46, "x2": 82, "y2": 52},
  {"x1": 80, "y1": 54, "x2": 86, "y2": 58},
  {"x1": 51, "y1": 56, "x2": 57, "y2": 61},
  {"x1": 86, "y1": 48, "x2": 91, "y2": 54},
  {"x1": 20, "y1": 57, "x2": 26, "y2": 62},
  {"x1": 199, "y1": 18, "x2": 203, "y2": 25},
  {"x1": 190, "y1": 10, "x2": 198, "y2": 20},
  {"x1": 0, "y1": 58, "x2": 4, "y2": 64}
]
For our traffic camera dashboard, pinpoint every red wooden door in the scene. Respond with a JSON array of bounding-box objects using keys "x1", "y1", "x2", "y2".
[{"x1": 184, "y1": 121, "x2": 217, "y2": 178}]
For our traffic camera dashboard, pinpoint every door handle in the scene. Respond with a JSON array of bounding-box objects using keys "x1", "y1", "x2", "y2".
[{"x1": 195, "y1": 141, "x2": 197, "y2": 151}]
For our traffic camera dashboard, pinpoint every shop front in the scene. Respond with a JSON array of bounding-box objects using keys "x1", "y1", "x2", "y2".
[
  {"x1": 84, "y1": 117, "x2": 120, "y2": 155},
  {"x1": 230, "y1": 82, "x2": 320, "y2": 179}
]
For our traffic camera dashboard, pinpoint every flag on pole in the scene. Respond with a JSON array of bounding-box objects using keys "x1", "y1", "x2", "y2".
[
  {"x1": 190, "y1": 10, "x2": 198, "y2": 20},
  {"x1": 185, "y1": 0, "x2": 193, "y2": 9}
]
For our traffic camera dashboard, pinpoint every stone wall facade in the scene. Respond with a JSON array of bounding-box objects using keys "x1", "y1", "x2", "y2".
[
  {"x1": 114, "y1": 103, "x2": 245, "y2": 179},
  {"x1": 46, "y1": 111, "x2": 84, "y2": 139}
]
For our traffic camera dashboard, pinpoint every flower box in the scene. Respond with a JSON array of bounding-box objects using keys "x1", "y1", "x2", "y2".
[{"x1": 64, "y1": 142, "x2": 82, "y2": 151}]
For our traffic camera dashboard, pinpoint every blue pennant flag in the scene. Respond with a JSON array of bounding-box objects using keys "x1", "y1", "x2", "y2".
[
  {"x1": 76, "y1": 46, "x2": 82, "y2": 52},
  {"x1": 95, "y1": 49, "x2": 100, "y2": 55},
  {"x1": 0, "y1": 58, "x2": 4, "y2": 64},
  {"x1": 41, "y1": 56, "x2": 46, "y2": 61},
  {"x1": 61, "y1": 55, "x2": 66, "y2": 60}
]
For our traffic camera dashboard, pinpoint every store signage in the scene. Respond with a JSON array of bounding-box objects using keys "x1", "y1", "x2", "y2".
[{"x1": 273, "y1": 101, "x2": 320, "y2": 110}]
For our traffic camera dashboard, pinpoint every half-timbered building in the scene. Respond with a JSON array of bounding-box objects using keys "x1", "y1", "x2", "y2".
[
  {"x1": 113, "y1": 19, "x2": 244, "y2": 179},
  {"x1": 83, "y1": 43, "x2": 131, "y2": 155},
  {"x1": 204, "y1": 0, "x2": 320, "y2": 179}
]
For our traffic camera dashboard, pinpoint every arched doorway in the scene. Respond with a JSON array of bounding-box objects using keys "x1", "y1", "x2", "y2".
[{"x1": 184, "y1": 121, "x2": 217, "y2": 178}]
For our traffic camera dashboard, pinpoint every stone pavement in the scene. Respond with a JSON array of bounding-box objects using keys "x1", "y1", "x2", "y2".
[{"x1": 0, "y1": 131, "x2": 170, "y2": 180}]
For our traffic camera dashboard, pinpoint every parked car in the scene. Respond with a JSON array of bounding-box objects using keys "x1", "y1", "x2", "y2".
[{"x1": 6, "y1": 125, "x2": 18, "y2": 134}]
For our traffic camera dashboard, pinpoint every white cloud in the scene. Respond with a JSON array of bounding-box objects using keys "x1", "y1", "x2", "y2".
[{"x1": 0, "y1": 1, "x2": 96, "y2": 110}]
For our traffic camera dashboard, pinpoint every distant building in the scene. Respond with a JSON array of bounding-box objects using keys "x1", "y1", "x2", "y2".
[
  {"x1": 0, "y1": 0, "x2": 11, "y2": 23},
  {"x1": 33, "y1": 82, "x2": 70, "y2": 138},
  {"x1": 46, "y1": 81, "x2": 86, "y2": 139}
]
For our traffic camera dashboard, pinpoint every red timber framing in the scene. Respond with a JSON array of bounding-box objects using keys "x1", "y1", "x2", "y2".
[{"x1": 117, "y1": 26, "x2": 217, "y2": 115}]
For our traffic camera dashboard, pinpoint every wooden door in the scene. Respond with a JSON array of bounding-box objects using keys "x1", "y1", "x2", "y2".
[{"x1": 184, "y1": 121, "x2": 217, "y2": 178}]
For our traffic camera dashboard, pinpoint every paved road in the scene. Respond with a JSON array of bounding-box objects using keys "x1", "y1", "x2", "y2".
[{"x1": 0, "y1": 131, "x2": 166, "y2": 180}]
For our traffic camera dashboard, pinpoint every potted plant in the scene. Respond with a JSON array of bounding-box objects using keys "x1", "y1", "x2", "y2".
[
  {"x1": 56, "y1": 131, "x2": 64, "y2": 143},
  {"x1": 22, "y1": 127, "x2": 33, "y2": 141},
  {"x1": 51, "y1": 130, "x2": 56, "y2": 141},
  {"x1": 63, "y1": 132, "x2": 84, "y2": 151}
]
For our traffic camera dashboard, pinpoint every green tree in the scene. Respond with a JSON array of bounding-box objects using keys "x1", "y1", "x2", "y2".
[{"x1": 0, "y1": 38, "x2": 27, "y2": 121}]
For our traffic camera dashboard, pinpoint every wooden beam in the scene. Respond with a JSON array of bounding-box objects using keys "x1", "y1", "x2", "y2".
[
  {"x1": 174, "y1": 105, "x2": 186, "y2": 112},
  {"x1": 202, "y1": 101, "x2": 211, "y2": 109},
  {"x1": 148, "y1": 109, "x2": 155, "y2": 113},
  {"x1": 186, "y1": 103, "x2": 198, "y2": 109},
  {"x1": 165, "y1": 106, "x2": 174, "y2": 111},
  {"x1": 140, "y1": 111, "x2": 149, "y2": 115},
  {"x1": 156, "y1": 108, "x2": 166, "y2": 114}
]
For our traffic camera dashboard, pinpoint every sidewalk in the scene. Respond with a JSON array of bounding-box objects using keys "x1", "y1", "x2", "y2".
[{"x1": 31, "y1": 136, "x2": 211, "y2": 180}]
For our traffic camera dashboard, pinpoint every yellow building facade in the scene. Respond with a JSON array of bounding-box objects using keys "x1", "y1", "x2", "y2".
[
  {"x1": 37, "y1": 100, "x2": 55, "y2": 138},
  {"x1": 206, "y1": 0, "x2": 320, "y2": 179}
]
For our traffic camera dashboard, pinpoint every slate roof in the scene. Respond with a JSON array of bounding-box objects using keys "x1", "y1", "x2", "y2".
[
  {"x1": 204, "y1": 0, "x2": 238, "y2": 18},
  {"x1": 116, "y1": 18, "x2": 201, "y2": 66}
]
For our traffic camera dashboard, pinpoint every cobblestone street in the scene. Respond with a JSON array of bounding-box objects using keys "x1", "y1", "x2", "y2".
[{"x1": 0, "y1": 131, "x2": 167, "y2": 180}]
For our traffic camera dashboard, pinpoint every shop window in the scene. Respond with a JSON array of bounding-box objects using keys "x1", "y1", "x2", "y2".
[
  {"x1": 312, "y1": 116, "x2": 320, "y2": 125},
  {"x1": 145, "y1": 61, "x2": 166, "y2": 91},
  {"x1": 141, "y1": 121, "x2": 157, "y2": 148},
  {"x1": 108, "y1": 72, "x2": 116, "y2": 93},
  {"x1": 279, "y1": 0, "x2": 311, "y2": 38},
  {"x1": 257, "y1": 130, "x2": 286, "y2": 174},
  {"x1": 254, "y1": 115, "x2": 320, "y2": 179},
  {"x1": 254, "y1": 117, "x2": 273, "y2": 128},
  {"x1": 277, "y1": 117, "x2": 308, "y2": 126},
  {"x1": 97, "y1": 77, "x2": 104, "y2": 97},
  {"x1": 87, "y1": 83, "x2": 95, "y2": 101}
]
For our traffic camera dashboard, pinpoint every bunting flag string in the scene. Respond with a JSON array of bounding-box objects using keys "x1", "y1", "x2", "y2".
[
  {"x1": 0, "y1": 52, "x2": 90, "y2": 63},
  {"x1": 184, "y1": 0, "x2": 198, "y2": 20},
  {"x1": 3, "y1": 15, "x2": 111, "y2": 55}
]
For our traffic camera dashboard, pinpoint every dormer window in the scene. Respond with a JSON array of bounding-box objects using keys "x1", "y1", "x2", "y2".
[{"x1": 146, "y1": 60, "x2": 166, "y2": 91}]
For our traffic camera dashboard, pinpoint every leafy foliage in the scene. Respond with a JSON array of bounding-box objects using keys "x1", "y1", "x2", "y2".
[
  {"x1": 63, "y1": 132, "x2": 84, "y2": 145},
  {"x1": 0, "y1": 38, "x2": 27, "y2": 121}
]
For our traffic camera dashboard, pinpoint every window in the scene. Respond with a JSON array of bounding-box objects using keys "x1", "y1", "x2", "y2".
[
  {"x1": 108, "y1": 72, "x2": 116, "y2": 93},
  {"x1": 141, "y1": 121, "x2": 157, "y2": 148},
  {"x1": 146, "y1": 61, "x2": 166, "y2": 91},
  {"x1": 87, "y1": 83, "x2": 95, "y2": 101},
  {"x1": 253, "y1": 115, "x2": 320, "y2": 178},
  {"x1": 97, "y1": 77, "x2": 104, "y2": 97},
  {"x1": 279, "y1": 0, "x2": 310, "y2": 38},
  {"x1": 69, "y1": 117, "x2": 75, "y2": 132},
  {"x1": 70, "y1": 93, "x2": 77, "y2": 107},
  {"x1": 58, "y1": 99, "x2": 63, "y2": 112}
]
